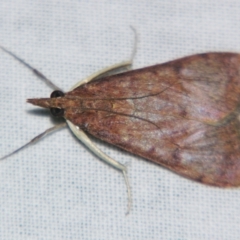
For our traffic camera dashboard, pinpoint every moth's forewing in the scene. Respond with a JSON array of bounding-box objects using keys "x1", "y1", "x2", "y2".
[{"x1": 64, "y1": 53, "x2": 240, "y2": 187}]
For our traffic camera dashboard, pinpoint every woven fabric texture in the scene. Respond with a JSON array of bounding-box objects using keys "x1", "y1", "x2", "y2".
[{"x1": 0, "y1": 1, "x2": 239, "y2": 239}]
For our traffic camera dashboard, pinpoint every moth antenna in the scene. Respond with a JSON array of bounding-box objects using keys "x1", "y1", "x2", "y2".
[
  {"x1": 0, "y1": 45, "x2": 62, "y2": 91},
  {"x1": 0, "y1": 123, "x2": 66, "y2": 161}
]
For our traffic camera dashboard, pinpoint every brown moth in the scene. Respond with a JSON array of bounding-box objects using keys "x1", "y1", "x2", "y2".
[
  {"x1": 27, "y1": 52, "x2": 240, "y2": 188},
  {"x1": 1, "y1": 45, "x2": 240, "y2": 213}
]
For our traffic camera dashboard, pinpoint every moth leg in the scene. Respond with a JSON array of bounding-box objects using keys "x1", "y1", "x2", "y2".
[
  {"x1": 1, "y1": 123, "x2": 66, "y2": 161},
  {"x1": 67, "y1": 120, "x2": 132, "y2": 214},
  {"x1": 0, "y1": 45, "x2": 62, "y2": 91},
  {"x1": 67, "y1": 60, "x2": 136, "y2": 214},
  {"x1": 68, "y1": 62, "x2": 134, "y2": 213},
  {"x1": 69, "y1": 26, "x2": 137, "y2": 90},
  {"x1": 67, "y1": 28, "x2": 138, "y2": 213},
  {"x1": 69, "y1": 60, "x2": 133, "y2": 90}
]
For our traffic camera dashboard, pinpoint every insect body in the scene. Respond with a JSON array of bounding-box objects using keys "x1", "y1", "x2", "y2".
[
  {"x1": 1, "y1": 46, "x2": 240, "y2": 213},
  {"x1": 29, "y1": 53, "x2": 240, "y2": 188}
]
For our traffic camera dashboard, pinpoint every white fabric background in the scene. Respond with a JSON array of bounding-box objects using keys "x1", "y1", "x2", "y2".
[{"x1": 0, "y1": 1, "x2": 240, "y2": 239}]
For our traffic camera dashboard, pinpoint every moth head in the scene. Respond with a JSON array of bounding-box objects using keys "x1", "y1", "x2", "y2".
[
  {"x1": 49, "y1": 90, "x2": 65, "y2": 117},
  {"x1": 27, "y1": 90, "x2": 66, "y2": 118}
]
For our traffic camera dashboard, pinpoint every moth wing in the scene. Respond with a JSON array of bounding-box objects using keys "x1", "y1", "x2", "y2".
[{"x1": 66, "y1": 53, "x2": 240, "y2": 186}]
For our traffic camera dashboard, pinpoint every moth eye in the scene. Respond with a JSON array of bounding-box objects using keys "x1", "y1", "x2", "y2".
[
  {"x1": 50, "y1": 90, "x2": 65, "y2": 98},
  {"x1": 50, "y1": 108, "x2": 64, "y2": 117}
]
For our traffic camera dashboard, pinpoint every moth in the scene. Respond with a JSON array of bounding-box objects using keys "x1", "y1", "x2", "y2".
[{"x1": 1, "y1": 44, "x2": 240, "y2": 213}]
